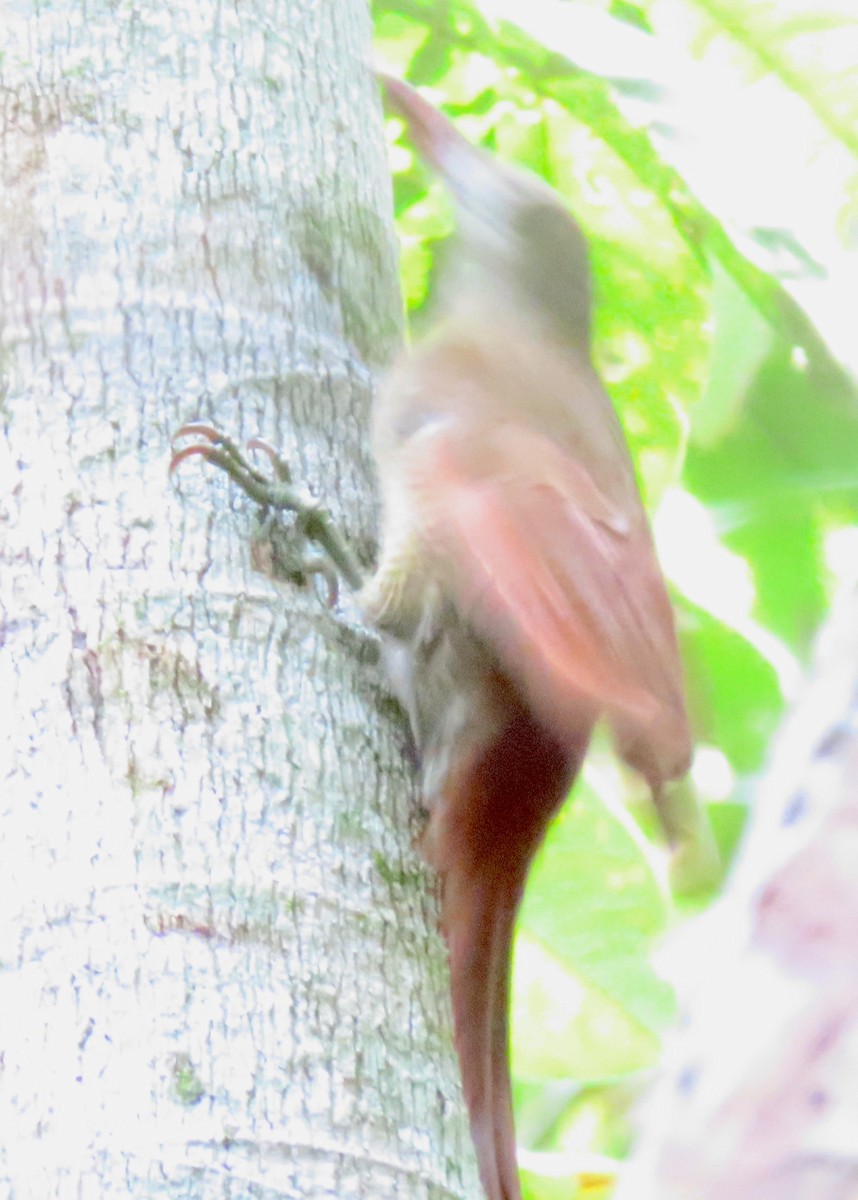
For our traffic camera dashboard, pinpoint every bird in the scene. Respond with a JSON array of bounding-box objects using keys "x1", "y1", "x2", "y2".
[{"x1": 360, "y1": 74, "x2": 693, "y2": 1200}]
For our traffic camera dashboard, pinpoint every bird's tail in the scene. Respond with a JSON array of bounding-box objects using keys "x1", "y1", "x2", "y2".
[{"x1": 422, "y1": 706, "x2": 588, "y2": 1200}]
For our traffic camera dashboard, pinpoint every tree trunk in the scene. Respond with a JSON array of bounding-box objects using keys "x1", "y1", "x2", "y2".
[{"x1": 0, "y1": 3, "x2": 476, "y2": 1197}]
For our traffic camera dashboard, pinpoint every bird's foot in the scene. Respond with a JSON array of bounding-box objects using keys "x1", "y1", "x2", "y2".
[{"x1": 170, "y1": 423, "x2": 364, "y2": 604}]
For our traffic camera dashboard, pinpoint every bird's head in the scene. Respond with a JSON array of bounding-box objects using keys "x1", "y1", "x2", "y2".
[{"x1": 380, "y1": 74, "x2": 592, "y2": 349}]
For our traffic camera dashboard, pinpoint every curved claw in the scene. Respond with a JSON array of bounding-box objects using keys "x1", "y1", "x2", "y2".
[
  {"x1": 170, "y1": 422, "x2": 231, "y2": 477},
  {"x1": 247, "y1": 436, "x2": 292, "y2": 484},
  {"x1": 169, "y1": 441, "x2": 216, "y2": 476},
  {"x1": 170, "y1": 423, "x2": 272, "y2": 499},
  {"x1": 172, "y1": 422, "x2": 224, "y2": 445},
  {"x1": 246, "y1": 435, "x2": 277, "y2": 459}
]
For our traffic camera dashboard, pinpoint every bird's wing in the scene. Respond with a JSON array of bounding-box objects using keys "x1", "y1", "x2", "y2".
[{"x1": 406, "y1": 417, "x2": 691, "y2": 785}]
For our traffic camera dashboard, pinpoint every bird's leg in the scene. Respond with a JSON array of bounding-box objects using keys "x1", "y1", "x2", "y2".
[{"x1": 170, "y1": 423, "x2": 364, "y2": 604}]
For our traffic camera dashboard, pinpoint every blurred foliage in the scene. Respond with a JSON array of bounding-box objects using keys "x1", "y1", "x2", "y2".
[{"x1": 372, "y1": 0, "x2": 858, "y2": 1193}]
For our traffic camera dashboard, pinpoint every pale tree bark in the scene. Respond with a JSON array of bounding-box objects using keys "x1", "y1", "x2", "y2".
[
  {"x1": 0, "y1": 3, "x2": 476, "y2": 1198},
  {"x1": 618, "y1": 581, "x2": 858, "y2": 1200}
]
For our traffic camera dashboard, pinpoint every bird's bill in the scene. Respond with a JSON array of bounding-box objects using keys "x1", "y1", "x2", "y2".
[{"x1": 378, "y1": 72, "x2": 514, "y2": 228}]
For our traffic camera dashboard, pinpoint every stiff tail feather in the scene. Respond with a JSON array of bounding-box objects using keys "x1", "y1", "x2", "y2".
[{"x1": 426, "y1": 706, "x2": 590, "y2": 1200}]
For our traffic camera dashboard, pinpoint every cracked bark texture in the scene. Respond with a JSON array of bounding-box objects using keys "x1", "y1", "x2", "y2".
[
  {"x1": 0, "y1": 3, "x2": 476, "y2": 1198},
  {"x1": 617, "y1": 582, "x2": 858, "y2": 1200}
]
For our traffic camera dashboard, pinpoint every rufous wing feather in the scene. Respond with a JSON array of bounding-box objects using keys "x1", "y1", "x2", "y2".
[{"x1": 408, "y1": 418, "x2": 691, "y2": 789}]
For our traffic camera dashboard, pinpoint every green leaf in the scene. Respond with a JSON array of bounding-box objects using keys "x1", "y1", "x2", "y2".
[
  {"x1": 686, "y1": 340, "x2": 858, "y2": 508},
  {"x1": 680, "y1": 604, "x2": 783, "y2": 772},
  {"x1": 610, "y1": 0, "x2": 654, "y2": 34},
  {"x1": 516, "y1": 782, "x2": 674, "y2": 1079},
  {"x1": 728, "y1": 508, "x2": 827, "y2": 655},
  {"x1": 512, "y1": 936, "x2": 662, "y2": 1079},
  {"x1": 693, "y1": 259, "x2": 773, "y2": 447},
  {"x1": 409, "y1": 34, "x2": 453, "y2": 84}
]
